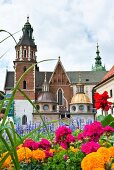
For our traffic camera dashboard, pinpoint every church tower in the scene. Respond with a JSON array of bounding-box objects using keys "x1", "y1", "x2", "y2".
[
  {"x1": 13, "y1": 17, "x2": 37, "y2": 124},
  {"x1": 92, "y1": 43, "x2": 106, "y2": 71}
]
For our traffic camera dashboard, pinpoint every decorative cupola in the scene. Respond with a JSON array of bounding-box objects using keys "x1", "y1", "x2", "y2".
[
  {"x1": 70, "y1": 73, "x2": 92, "y2": 114},
  {"x1": 42, "y1": 72, "x2": 49, "y2": 92},
  {"x1": 15, "y1": 16, "x2": 37, "y2": 62},
  {"x1": 92, "y1": 43, "x2": 106, "y2": 71}
]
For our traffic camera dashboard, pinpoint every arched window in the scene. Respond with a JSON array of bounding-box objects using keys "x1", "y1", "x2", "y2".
[
  {"x1": 23, "y1": 80, "x2": 27, "y2": 89},
  {"x1": 22, "y1": 115, "x2": 27, "y2": 125},
  {"x1": 58, "y1": 89, "x2": 63, "y2": 105},
  {"x1": 23, "y1": 66, "x2": 26, "y2": 72}
]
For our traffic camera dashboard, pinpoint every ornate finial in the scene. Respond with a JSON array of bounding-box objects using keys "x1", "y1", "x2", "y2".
[
  {"x1": 96, "y1": 42, "x2": 100, "y2": 54},
  {"x1": 27, "y1": 16, "x2": 29, "y2": 22},
  {"x1": 58, "y1": 56, "x2": 60, "y2": 61}
]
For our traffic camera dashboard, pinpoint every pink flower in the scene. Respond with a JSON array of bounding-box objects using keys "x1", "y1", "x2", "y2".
[
  {"x1": 81, "y1": 141, "x2": 100, "y2": 154},
  {"x1": 66, "y1": 134, "x2": 76, "y2": 143},
  {"x1": 64, "y1": 155, "x2": 69, "y2": 160},
  {"x1": 23, "y1": 138, "x2": 35, "y2": 149},
  {"x1": 77, "y1": 132, "x2": 85, "y2": 140},
  {"x1": 39, "y1": 138, "x2": 51, "y2": 150},
  {"x1": 45, "y1": 150, "x2": 53, "y2": 158},
  {"x1": 32, "y1": 142, "x2": 40, "y2": 150},
  {"x1": 83, "y1": 121, "x2": 104, "y2": 142},
  {"x1": 103, "y1": 126, "x2": 114, "y2": 133},
  {"x1": 55, "y1": 126, "x2": 72, "y2": 143},
  {"x1": 55, "y1": 126, "x2": 75, "y2": 149}
]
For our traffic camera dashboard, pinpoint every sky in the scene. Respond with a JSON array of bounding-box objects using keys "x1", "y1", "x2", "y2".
[{"x1": 0, "y1": 0, "x2": 114, "y2": 90}]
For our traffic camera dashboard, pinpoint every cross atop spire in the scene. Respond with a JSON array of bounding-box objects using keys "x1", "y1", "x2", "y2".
[{"x1": 27, "y1": 16, "x2": 29, "y2": 23}]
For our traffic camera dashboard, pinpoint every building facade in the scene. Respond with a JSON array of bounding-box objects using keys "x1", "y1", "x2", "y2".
[{"x1": 4, "y1": 18, "x2": 108, "y2": 125}]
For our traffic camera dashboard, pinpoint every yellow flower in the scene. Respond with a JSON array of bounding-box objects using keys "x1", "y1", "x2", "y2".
[
  {"x1": 111, "y1": 163, "x2": 114, "y2": 169},
  {"x1": 97, "y1": 147, "x2": 111, "y2": 163},
  {"x1": 17, "y1": 147, "x2": 32, "y2": 162},
  {"x1": 109, "y1": 146, "x2": 114, "y2": 158},
  {"x1": 50, "y1": 149, "x2": 56, "y2": 154},
  {"x1": 0, "y1": 152, "x2": 11, "y2": 169},
  {"x1": 70, "y1": 146, "x2": 79, "y2": 153},
  {"x1": 32, "y1": 149, "x2": 46, "y2": 160},
  {"x1": 81, "y1": 152, "x2": 105, "y2": 170}
]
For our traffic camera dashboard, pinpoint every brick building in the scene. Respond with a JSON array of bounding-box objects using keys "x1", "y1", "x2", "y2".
[{"x1": 4, "y1": 18, "x2": 107, "y2": 125}]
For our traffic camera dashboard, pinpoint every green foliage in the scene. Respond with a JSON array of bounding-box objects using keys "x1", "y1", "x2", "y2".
[
  {"x1": 20, "y1": 162, "x2": 44, "y2": 170},
  {"x1": 97, "y1": 114, "x2": 105, "y2": 122},
  {"x1": 101, "y1": 114, "x2": 114, "y2": 127},
  {"x1": 43, "y1": 150, "x2": 85, "y2": 170}
]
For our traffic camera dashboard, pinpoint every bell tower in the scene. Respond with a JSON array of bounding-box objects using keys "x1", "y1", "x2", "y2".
[
  {"x1": 13, "y1": 17, "x2": 37, "y2": 124},
  {"x1": 14, "y1": 17, "x2": 37, "y2": 99}
]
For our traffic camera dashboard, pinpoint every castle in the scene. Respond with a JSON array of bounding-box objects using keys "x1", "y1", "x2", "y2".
[{"x1": 4, "y1": 17, "x2": 107, "y2": 125}]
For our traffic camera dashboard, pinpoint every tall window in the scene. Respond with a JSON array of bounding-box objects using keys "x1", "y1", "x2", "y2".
[
  {"x1": 23, "y1": 80, "x2": 27, "y2": 89},
  {"x1": 22, "y1": 115, "x2": 27, "y2": 125},
  {"x1": 17, "y1": 51, "x2": 19, "y2": 58},
  {"x1": 31, "y1": 51, "x2": 33, "y2": 58},
  {"x1": 24, "y1": 50, "x2": 26, "y2": 58},
  {"x1": 58, "y1": 89, "x2": 63, "y2": 105},
  {"x1": 23, "y1": 66, "x2": 26, "y2": 72},
  {"x1": 110, "y1": 89, "x2": 113, "y2": 97}
]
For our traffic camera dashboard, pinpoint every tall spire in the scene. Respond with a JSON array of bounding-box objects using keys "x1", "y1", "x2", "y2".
[{"x1": 92, "y1": 43, "x2": 106, "y2": 71}]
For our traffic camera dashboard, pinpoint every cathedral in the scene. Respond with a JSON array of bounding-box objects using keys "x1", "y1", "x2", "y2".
[{"x1": 4, "y1": 18, "x2": 107, "y2": 125}]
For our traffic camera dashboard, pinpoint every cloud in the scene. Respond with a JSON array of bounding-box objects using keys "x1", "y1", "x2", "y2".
[{"x1": 0, "y1": 0, "x2": 114, "y2": 90}]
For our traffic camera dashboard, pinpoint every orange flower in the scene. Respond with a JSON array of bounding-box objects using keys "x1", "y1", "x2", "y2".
[
  {"x1": 17, "y1": 147, "x2": 32, "y2": 162},
  {"x1": 109, "y1": 146, "x2": 114, "y2": 158},
  {"x1": 0, "y1": 152, "x2": 11, "y2": 169},
  {"x1": 92, "y1": 168, "x2": 105, "y2": 170},
  {"x1": 97, "y1": 147, "x2": 111, "y2": 162},
  {"x1": 81, "y1": 152, "x2": 105, "y2": 170},
  {"x1": 32, "y1": 149, "x2": 46, "y2": 160}
]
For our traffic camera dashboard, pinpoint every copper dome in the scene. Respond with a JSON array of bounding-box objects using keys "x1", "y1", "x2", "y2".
[
  {"x1": 37, "y1": 92, "x2": 57, "y2": 103},
  {"x1": 70, "y1": 93, "x2": 91, "y2": 104}
]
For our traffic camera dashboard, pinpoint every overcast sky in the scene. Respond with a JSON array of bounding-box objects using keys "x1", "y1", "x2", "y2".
[{"x1": 0, "y1": 0, "x2": 114, "y2": 90}]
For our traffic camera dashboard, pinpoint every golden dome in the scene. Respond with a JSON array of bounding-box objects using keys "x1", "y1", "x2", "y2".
[{"x1": 70, "y1": 93, "x2": 91, "y2": 104}]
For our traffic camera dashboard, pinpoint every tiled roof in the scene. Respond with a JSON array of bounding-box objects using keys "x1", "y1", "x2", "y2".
[
  {"x1": 4, "y1": 70, "x2": 108, "y2": 90},
  {"x1": 67, "y1": 71, "x2": 107, "y2": 84},
  {"x1": 101, "y1": 65, "x2": 114, "y2": 82}
]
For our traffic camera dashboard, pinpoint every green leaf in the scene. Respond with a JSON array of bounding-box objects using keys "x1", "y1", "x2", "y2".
[
  {"x1": 109, "y1": 121, "x2": 114, "y2": 128},
  {"x1": 101, "y1": 114, "x2": 114, "y2": 127},
  {"x1": 97, "y1": 114, "x2": 105, "y2": 122}
]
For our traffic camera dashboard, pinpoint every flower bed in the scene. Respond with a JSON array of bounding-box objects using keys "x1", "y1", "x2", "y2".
[{"x1": 1, "y1": 120, "x2": 114, "y2": 170}]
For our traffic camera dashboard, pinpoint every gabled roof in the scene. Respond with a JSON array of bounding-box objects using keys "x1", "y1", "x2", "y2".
[{"x1": 49, "y1": 57, "x2": 71, "y2": 84}]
